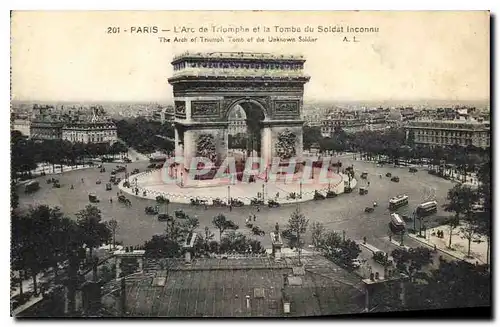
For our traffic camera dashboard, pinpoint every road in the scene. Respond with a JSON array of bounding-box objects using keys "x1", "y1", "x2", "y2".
[{"x1": 16, "y1": 156, "x2": 457, "y2": 257}]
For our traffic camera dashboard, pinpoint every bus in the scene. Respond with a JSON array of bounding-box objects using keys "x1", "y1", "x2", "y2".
[
  {"x1": 416, "y1": 201, "x2": 438, "y2": 217},
  {"x1": 389, "y1": 194, "x2": 409, "y2": 210},
  {"x1": 389, "y1": 213, "x2": 406, "y2": 233}
]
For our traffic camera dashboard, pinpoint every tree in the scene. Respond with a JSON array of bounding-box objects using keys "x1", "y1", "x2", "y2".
[
  {"x1": 310, "y1": 222, "x2": 325, "y2": 248},
  {"x1": 391, "y1": 247, "x2": 433, "y2": 280},
  {"x1": 212, "y1": 214, "x2": 239, "y2": 241},
  {"x1": 144, "y1": 234, "x2": 180, "y2": 258},
  {"x1": 76, "y1": 205, "x2": 111, "y2": 260},
  {"x1": 303, "y1": 126, "x2": 322, "y2": 150},
  {"x1": 283, "y1": 207, "x2": 309, "y2": 264},
  {"x1": 107, "y1": 219, "x2": 118, "y2": 250},
  {"x1": 422, "y1": 261, "x2": 490, "y2": 309},
  {"x1": 316, "y1": 230, "x2": 360, "y2": 268},
  {"x1": 443, "y1": 184, "x2": 479, "y2": 249}
]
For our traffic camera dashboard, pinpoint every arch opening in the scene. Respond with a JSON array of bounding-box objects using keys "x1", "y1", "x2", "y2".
[{"x1": 226, "y1": 100, "x2": 266, "y2": 158}]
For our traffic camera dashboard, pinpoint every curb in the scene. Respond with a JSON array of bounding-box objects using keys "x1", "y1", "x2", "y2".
[{"x1": 407, "y1": 233, "x2": 469, "y2": 262}]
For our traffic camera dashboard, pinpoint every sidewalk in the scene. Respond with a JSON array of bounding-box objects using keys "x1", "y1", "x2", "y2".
[{"x1": 407, "y1": 224, "x2": 488, "y2": 265}]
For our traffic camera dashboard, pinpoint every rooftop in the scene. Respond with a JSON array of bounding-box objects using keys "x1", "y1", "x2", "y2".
[{"x1": 102, "y1": 256, "x2": 365, "y2": 317}]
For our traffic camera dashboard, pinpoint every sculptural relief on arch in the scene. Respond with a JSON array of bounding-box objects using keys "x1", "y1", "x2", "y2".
[{"x1": 168, "y1": 52, "x2": 310, "y2": 176}]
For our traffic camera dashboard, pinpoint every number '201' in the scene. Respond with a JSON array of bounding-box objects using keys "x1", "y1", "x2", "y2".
[{"x1": 107, "y1": 27, "x2": 120, "y2": 33}]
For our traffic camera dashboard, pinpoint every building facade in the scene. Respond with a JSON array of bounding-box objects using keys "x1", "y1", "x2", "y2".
[
  {"x1": 61, "y1": 121, "x2": 118, "y2": 144},
  {"x1": 30, "y1": 120, "x2": 64, "y2": 140},
  {"x1": 30, "y1": 105, "x2": 118, "y2": 144},
  {"x1": 405, "y1": 119, "x2": 490, "y2": 149}
]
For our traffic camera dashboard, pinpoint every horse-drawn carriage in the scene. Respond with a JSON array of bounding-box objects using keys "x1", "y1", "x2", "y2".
[
  {"x1": 132, "y1": 168, "x2": 140, "y2": 174},
  {"x1": 105, "y1": 183, "x2": 112, "y2": 191},
  {"x1": 145, "y1": 205, "x2": 159, "y2": 215},
  {"x1": 100, "y1": 167, "x2": 106, "y2": 173},
  {"x1": 118, "y1": 195, "x2": 131, "y2": 207},
  {"x1": 113, "y1": 177, "x2": 121, "y2": 185},
  {"x1": 52, "y1": 180, "x2": 61, "y2": 188},
  {"x1": 190, "y1": 198, "x2": 207, "y2": 206},
  {"x1": 364, "y1": 207, "x2": 374, "y2": 213},
  {"x1": 88, "y1": 193, "x2": 100, "y2": 203},
  {"x1": 250, "y1": 198, "x2": 264, "y2": 206},
  {"x1": 175, "y1": 209, "x2": 187, "y2": 219},
  {"x1": 115, "y1": 165, "x2": 126, "y2": 173},
  {"x1": 268, "y1": 199, "x2": 280, "y2": 208},
  {"x1": 157, "y1": 213, "x2": 173, "y2": 222},
  {"x1": 230, "y1": 198, "x2": 244, "y2": 207},
  {"x1": 212, "y1": 198, "x2": 227, "y2": 207},
  {"x1": 251, "y1": 226, "x2": 265, "y2": 236},
  {"x1": 359, "y1": 187, "x2": 368, "y2": 195},
  {"x1": 313, "y1": 190, "x2": 325, "y2": 200}
]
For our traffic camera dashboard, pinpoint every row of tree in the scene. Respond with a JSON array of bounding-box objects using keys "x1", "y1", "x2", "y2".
[
  {"x1": 11, "y1": 204, "x2": 114, "y2": 314},
  {"x1": 11, "y1": 130, "x2": 128, "y2": 180},
  {"x1": 303, "y1": 126, "x2": 489, "y2": 182},
  {"x1": 114, "y1": 117, "x2": 174, "y2": 154}
]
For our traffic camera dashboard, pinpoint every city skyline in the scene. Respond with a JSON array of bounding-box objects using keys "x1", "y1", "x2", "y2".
[{"x1": 11, "y1": 11, "x2": 489, "y2": 103}]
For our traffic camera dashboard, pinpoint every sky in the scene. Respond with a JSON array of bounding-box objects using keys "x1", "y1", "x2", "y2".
[{"x1": 10, "y1": 11, "x2": 490, "y2": 103}]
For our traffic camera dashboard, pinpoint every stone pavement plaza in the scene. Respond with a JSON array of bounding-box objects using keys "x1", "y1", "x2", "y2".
[{"x1": 119, "y1": 166, "x2": 349, "y2": 205}]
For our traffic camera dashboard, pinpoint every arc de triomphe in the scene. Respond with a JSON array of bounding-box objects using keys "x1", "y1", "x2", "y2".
[{"x1": 168, "y1": 52, "x2": 310, "y2": 174}]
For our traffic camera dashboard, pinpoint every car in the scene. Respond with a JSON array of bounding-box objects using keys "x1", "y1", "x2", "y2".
[
  {"x1": 385, "y1": 172, "x2": 392, "y2": 178},
  {"x1": 359, "y1": 187, "x2": 368, "y2": 195},
  {"x1": 409, "y1": 167, "x2": 418, "y2": 173},
  {"x1": 364, "y1": 207, "x2": 374, "y2": 213},
  {"x1": 391, "y1": 176, "x2": 400, "y2": 182},
  {"x1": 123, "y1": 158, "x2": 132, "y2": 163},
  {"x1": 351, "y1": 259, "x2": 362, "y2": 269}
]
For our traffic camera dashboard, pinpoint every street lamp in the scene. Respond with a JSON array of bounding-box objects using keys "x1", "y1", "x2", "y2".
[
  {"x1": 299, "y1": 181, "x2": 303, "y2": 199},
  {"x1": 262, "y1": 183, "x2": 265, "y2": 202},
  {"x1": 227, "y1": 185, "x2": 231, "y2": 204}
]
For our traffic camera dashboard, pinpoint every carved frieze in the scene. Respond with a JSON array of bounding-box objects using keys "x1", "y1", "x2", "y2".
[
  {"x1": 274, "y1": 100, "x2": 299, "y2": 117},
  {"x1": 191, "y1": 101, "x2": 220, "y2": 118},
  {"x1": 196, "y1": 134, "x2": 217, "y2": 163},
  {"x1": 172, "y1": 82, "x2": 305, "y2": 96},
  {"x1": 175, "y1": 101, "x2": 186, "y2": 118},
  {"x1": 276, "y1": 129, "x2": 297, "y2": 160}
]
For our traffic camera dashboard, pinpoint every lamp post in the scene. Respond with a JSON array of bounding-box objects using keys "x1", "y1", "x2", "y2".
[
  {"x1": 262, "y1": 183, "x2": 265, "y2": 202},
  {"x1": 227, "y1": 185, "x2": 231, "y2": 204},
  {"x1": 299, "y1": 181, "x2": 303, "y2": 199}
]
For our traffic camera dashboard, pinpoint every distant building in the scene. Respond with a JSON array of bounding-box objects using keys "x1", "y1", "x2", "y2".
[
  {"x1": 11, "y1": 119, "x2": 31, "y2": 137},
  {"x1": 30, "y1": 105, "x2": 117, "y2": 144},
  {"x1": 61, "y1": 121, "x2": 117, "y2": 144},
  {"x1": 228, "y1": 105, "x2": 247, "y2": 135},
  {"x1": 405, "y1": 118, "x2": 490, "y2": 149},
  {"x1": 30, "y1": 120, "x2": 64, "y2": 140}
]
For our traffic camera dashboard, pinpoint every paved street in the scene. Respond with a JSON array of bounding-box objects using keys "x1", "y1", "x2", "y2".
[{"x1": 16, "y1": 156, "x2": 457, "y2": 256}]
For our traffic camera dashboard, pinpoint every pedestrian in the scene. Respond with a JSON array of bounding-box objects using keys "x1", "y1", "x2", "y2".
[
  {"x1": 110, "y1": 198, "x2": 113, "y2": 203},
  {"x1": 81, "y1": 178, "x2": 84, "y2": 183},
  {"x1": 229, "y1": 205, "x2": 232, "y2": 212},
  {"x1": 253, "y1": 214, "x2": 256, "y2": 222},
  {"x1": 257, "y1": 206, "x2": 260, "y2": 212},
  {"x1": 368, "y1": 181, "x2": 370, "y2": 186},
  {"x1": 70, "y1": 184, "x2": 74, "y2": 190}
]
